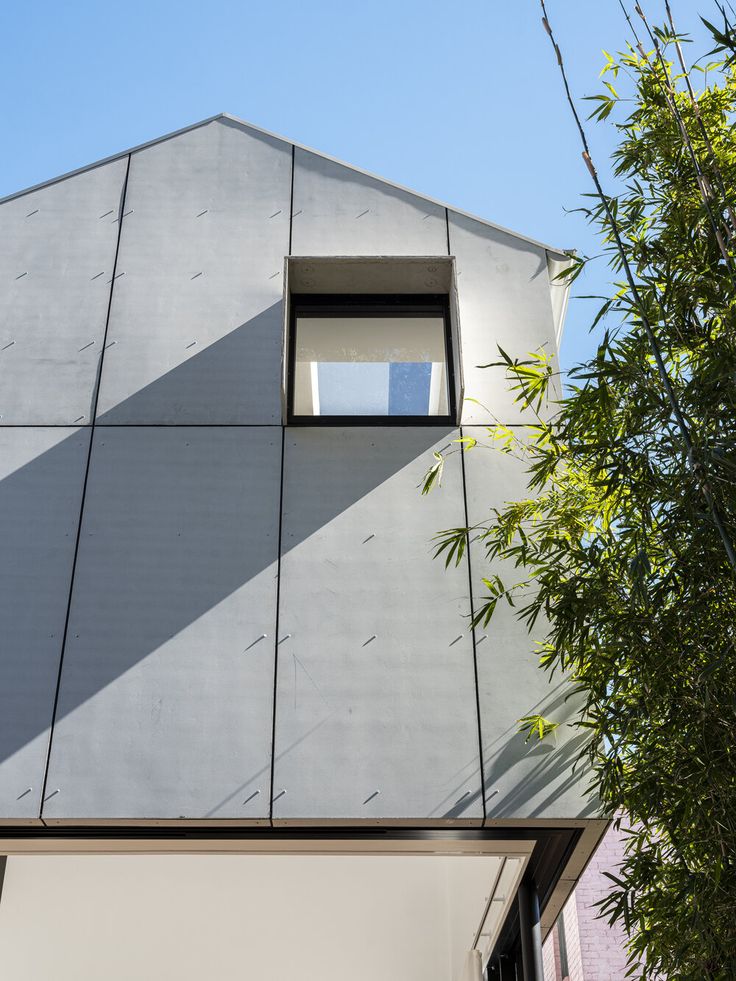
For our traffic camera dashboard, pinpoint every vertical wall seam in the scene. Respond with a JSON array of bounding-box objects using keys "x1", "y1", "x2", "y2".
[
  {"x1": 90, "y1": 153, "x2": 132, "y2": 427},
  {"x1": 269, "y1": 144, "x2": 295, "y2": 826},
  {"x1": 37, "y1": 154, "x2": 132, "y2": 820},
  {"x1": 288, "y1": 145, "x2": 296, "y2": 256},
  {"x1": 448, "y1": 204, "x2": 485, "y2": 822},
  {"x1": 460, "y1": 429, "x2": 487, "y2": 824},
  {"x1": 268, "y1": 428, "x2": 287, "y2": 825}
]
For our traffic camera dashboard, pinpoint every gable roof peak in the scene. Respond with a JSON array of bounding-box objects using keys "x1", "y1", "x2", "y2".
[{"x1": 0, "y1": 112, "x2": 570, "y2": 258}]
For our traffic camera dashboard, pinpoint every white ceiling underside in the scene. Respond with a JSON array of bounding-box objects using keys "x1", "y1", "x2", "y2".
[{"x1": 0, "y1": 849, "x2": 529, "y2": 981}]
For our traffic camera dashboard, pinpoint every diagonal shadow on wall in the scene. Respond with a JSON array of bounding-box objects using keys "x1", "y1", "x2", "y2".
[
  {"x1": 0, "y1": 301, "x2": 593, "y2": 824},
  {"x1": 0, "y1": 303, "x2": 462, "y2": 821}
]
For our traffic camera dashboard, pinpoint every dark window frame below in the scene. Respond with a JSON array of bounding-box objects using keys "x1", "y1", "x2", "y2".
[{"x1": 287, "y1": 293, "x2": 457, "y2": 426}]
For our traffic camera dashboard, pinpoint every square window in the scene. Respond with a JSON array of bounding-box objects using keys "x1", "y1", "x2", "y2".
[{"x1": 288, "y1": 295, "x2": 455, "y2": 423}]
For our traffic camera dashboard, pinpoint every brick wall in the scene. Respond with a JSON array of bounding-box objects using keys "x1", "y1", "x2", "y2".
[
  {"x1": 543, "y1": 925, "x2": 558, "y2": 980},
  {"x1": 575, "y1": 824, "x2": 632, "y2": 979},
  {"x1": 543, "y1": 824, "x2": 632, "y2": 980}
]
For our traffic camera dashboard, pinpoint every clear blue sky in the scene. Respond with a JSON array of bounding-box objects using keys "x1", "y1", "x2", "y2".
[{"x1": 1, "y1": 0, "x2": 714, "y2": 371}]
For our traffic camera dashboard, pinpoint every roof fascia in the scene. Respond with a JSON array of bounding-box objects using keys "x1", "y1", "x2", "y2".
[
  {"x1": 219, "y1": 114, "x2": 571, "y2": 257},
  {"x1": 0, "y1": 111, "x2": 571, "y2": 258},
  {"x1": 0, "y1": 114, "x2": 226, "y2": 206}
]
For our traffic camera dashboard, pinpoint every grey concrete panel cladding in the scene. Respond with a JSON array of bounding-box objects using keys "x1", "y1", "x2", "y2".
[
  {"x1": 0, "y1": 428, "x2": 90, "y2": 822},
  {"x1": 461, "y1": 428, "x2": 599, "y2": 821},
  {"x1": 273, "y1": 428, "x2": 483, "y2": 824},
  {"x1": 0, "y1": 159, "x2": 127, "y2": 424},
  {"x1": 291, "y1": 149, "x2": 448, "y2": 257},
  {"x1": 448, "y1": 212, "x2": 562, "y2": 426},
  {"x1": 43, "y1": 427, "x2": 281, "y2": 822},
  {"x1": 0, "y1": 118, "x2": 591, "y2": 830},
  {"x1": 95, "y1": 119, "x2": 292, "y2": 424}
]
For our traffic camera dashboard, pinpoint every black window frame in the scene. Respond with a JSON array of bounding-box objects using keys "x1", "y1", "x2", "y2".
[{"x1": 287, "y1": 293, "x2": 457, "y2": 426}]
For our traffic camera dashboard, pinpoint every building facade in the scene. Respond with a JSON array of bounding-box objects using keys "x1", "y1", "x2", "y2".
[{"x1": 0, "y1": 114, "x2": 622, "y2": 979}]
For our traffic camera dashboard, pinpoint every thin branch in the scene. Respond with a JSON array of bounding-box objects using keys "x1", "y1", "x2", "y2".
[
  {"x1": 538, "y1": 0, "x2": 736, "y2": 571},
  {"x1": 620, "y1": 0, "x2": 735, "y2": 255},
  {"x1": 665, "y1": 0, "x2": 736, "y2": 234},
  {"x1": 618, "y1": 0, "x2": 647, "y2": 55},
  {"x1": 634, "y1": 2, "x2": 736, "y2": 271}
]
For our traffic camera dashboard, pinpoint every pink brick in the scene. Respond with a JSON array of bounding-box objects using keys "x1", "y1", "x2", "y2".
[{"x1": 542, "y1": 823, "x2": 637, "y2": 980}]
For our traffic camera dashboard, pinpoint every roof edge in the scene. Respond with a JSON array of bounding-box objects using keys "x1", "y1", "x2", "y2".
[{"x1": 0, "y1": 111, "x2": 572, "y2": 257}]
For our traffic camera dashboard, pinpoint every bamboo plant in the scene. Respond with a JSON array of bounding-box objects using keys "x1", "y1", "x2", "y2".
[{"x1": 424, "y1": 5, "x2": 736, "y2": 976}]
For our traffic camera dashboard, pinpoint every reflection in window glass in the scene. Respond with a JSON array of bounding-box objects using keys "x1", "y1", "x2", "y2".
[{"x1": 293, "y1": 316, "x2": 449, "y2": 417}]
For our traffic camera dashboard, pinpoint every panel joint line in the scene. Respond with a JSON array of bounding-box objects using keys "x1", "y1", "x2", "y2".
[{"x1": 37, "y1": 154, "x2": 132, "y2": 819}]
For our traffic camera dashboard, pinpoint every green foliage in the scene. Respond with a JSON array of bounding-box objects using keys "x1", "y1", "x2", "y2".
[
  {"x1": 426, "y1": 10, "x2": 736, "y2": 978},
  {"x1": 517, "y1": 714, "x2": 560, "y2": 743},
  {"x1": 420, "y1": 451, "x2": 445, "y2": 495}
]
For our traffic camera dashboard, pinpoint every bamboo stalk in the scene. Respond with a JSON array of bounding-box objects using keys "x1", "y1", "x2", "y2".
[
  {"x1": 664, "y1": 0, "x2": 736, "y2": 235},
  {"x1": 538, "y1": 0, "x2": 736, "y2": 571},
  {"x1": 633, "y1": 2, "x2": 736, "y2": 274}
]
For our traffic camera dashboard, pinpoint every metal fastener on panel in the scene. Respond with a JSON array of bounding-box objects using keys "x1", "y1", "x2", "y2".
[
  {"x1": 16, "y1": 788, "x2": 32, "y2": 800},
  {"x1": 15, "y1": 272, "x2": 27, "y2": 279},
  {"x1": 449, "y1": 635, "x2": 463, "y2": 646},
  {"x1": 244, "y1": 634, "x2": 267, "y2": 652},
  {"x1": 362, "y1": 635, "x2": 377, "y2": 647},
  {"x1": 26, "y1": 209, "x2": 39, "y2": 217},
  {"x1": 362, "y1": 533, "x2": 375, "y2": 544},
  {"x1": 363, "y1": 790, "x2": 380, "y2": 805},
  {"x1": 2, "y1": 341, "x2": 15, "y2": 351},
  {"x1": 355, "y1": 209, "x2": 369, "y2": 219},
  {"x1": 242, "y1": 790, "x2": 260, "y2": 805},
  {"x1": 272, "y1": 789, "x2": 287, "y2": 803},
  {"x1": 196, "y1": 210, "x2": 208, "y2": 217},
  {"x1": 269, "y1": 210, "x2": 282, "y2": 218},
  {"x1": 43, "y1": 789, "x2": 60, "y2": 802},
  {"x1": 190, "y1": 272, "x2": 203, "y2": 280}
]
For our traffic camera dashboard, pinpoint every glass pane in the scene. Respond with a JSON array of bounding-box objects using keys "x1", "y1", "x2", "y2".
[{"x1": 293, "y1": 315, "x2": 449, "y2": 417}]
